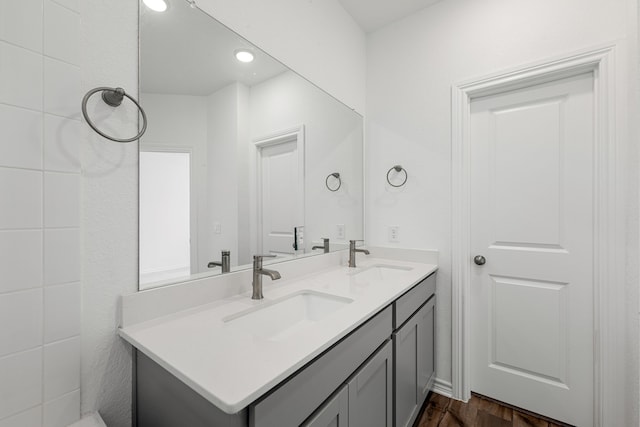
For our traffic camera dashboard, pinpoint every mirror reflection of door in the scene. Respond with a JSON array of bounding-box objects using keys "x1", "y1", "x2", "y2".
[
  {"x1": 256, "y1": 128, "x2": 305, "y2": 258},
  {"x1": 139, "y1": 150, "x2": 194, "y2": 285}
]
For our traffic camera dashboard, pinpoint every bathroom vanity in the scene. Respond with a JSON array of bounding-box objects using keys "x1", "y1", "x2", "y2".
[{"x1": 119, "y1": 251, "x2": 437, "y2": 427}]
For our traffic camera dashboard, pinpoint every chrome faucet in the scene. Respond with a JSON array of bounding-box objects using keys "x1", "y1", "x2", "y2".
[
  {"x1": 312, "y1": 238, "x2": 330, "y2": 253},
  {"x1": 252, "y1": 255, "x2": 281, "y2": 300},
  {"x1": 348, "y1": 240, "x2": 370, "y2": 268},
  {"x1": 208, "y1": 250, "x2": 231, "y2": 273}
]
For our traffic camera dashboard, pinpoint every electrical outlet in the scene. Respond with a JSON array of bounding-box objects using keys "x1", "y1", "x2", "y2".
[
  {"x1": 214, "y1": 222, "x2": 221, "y2": 234},
  {"x1": 336, "y1": 224, "x2": 345, "y2": 240},
  {"x1": 388, "y1": 225, "x2": 399, "y2": 242},
  {"x1": 294, "y1": 226, "x2": 304, "y2": 250}
]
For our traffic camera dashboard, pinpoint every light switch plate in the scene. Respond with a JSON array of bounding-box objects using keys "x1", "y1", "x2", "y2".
[
  {"x1": 214, "y1": 222, "x2": 221, "y2": 234},
  {"x1": 336, "y1": 224, "x2": 345, "y2": 240},
  {"x1": 388, "y1": 225, "x2": 399, "y2": 242}
]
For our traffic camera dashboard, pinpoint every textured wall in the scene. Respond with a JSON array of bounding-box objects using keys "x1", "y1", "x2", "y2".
[
  {"x1": 365, "y1": 0, "x2": 638, "y2": 423},
  {"x1": 80, "y1": 0, "x2": 139, "y2": 426}
]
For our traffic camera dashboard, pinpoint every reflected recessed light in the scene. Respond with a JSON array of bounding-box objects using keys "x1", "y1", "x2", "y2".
[
  {"x1": 235, "y1": 49, "x2": 254, "y2": 63},
  {"x1": 143, "y1": 0, "x2": 168, "y2": 12}
]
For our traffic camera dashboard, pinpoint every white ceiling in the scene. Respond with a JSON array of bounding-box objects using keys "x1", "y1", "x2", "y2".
[
  {"x1": 140, "y1": 0, "x2": 286, "y2": 95},
  {"x1": 338, "y1": 0, "x2": 442, "y2": 33}
]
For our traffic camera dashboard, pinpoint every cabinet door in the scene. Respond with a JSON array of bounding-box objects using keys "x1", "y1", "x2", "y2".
[
  {"x1": 393, "y1": 297, "x2": 436, "y2": 427},
  {"x1": 302, "y1": 385, "x2": 349, "y2": 427},
  {"x1": 348, "y1": 340, "x2": 393, "y2": 427},
  {"x1": 417, "y1": 297, "x2": 436, "y2": 403},
  {"x1": 393, "y1": 311, "x2": 420, "y2": 427}
]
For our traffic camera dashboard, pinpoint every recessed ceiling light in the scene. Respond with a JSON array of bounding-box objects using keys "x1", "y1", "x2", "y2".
[
  {"x1": 235, "y1": 49, "x2": 254, "y2": 63},
  {"x1": 143, "y1": 0, "x2": 168, "y2": 12}
]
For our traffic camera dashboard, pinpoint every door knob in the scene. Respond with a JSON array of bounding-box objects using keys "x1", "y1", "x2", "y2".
[{"x1": 474, "y1": 255, "x2": 486, "y2": 266}]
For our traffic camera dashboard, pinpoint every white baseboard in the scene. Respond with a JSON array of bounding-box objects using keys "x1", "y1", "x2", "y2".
[{"x1": 431, "y1": 377, "x2": 453, "y2": 398}]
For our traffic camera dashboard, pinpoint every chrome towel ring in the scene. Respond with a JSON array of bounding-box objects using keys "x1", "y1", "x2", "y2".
[
  {"x1": 326, "y1": 172, "x2": 342, "y2": 192},
  {"x1": 386, "y1": 165, "x2": 408, "y2": 187},
  {"x1": 81, "y1": 87, "x2": 148, "y2": 143}
]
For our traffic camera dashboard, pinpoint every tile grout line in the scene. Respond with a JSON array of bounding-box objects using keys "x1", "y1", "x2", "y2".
[
  {"x1": 41, "y1": 0, "x2": 46, "y2": 423},
  {"x1": 48, "y1": 0, "x2": 79, "y2": 16},
  {"x1": 0, "y1": 39, "x2": 79, "y2": 69},
  {"x1": 0, "y1": 101, "x2": 81, "y2": 127}
]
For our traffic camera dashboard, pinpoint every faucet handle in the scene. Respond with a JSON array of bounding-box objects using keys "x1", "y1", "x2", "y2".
[{"x1": 254, "y1": 254, "x2": 277, "y2": 260}]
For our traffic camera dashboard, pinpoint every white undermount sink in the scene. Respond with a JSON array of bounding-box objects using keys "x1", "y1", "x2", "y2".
[
  {"x1": 351, "y1": 264, "x2": 414, "y2": 282},
  {"x1": 223, "y1": 290, "x2": 353, "y2": 341}
]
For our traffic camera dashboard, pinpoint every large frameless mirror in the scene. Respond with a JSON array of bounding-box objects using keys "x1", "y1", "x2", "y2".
[{"x1": 138, "y1": 0, "x2": 364, "y2": 290}]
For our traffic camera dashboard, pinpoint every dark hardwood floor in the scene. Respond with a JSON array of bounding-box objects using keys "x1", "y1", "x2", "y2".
[{"x1": 416, "y1": 392, "x2": 573, "y2": 427}]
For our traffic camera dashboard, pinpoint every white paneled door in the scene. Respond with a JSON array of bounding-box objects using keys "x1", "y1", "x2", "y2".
[
  {"x1": 469, "y1": 73, "x2": 594, "y2": 426},
  {"x1": 259, "y1": 139, "x2": 302, "y2": 256}
]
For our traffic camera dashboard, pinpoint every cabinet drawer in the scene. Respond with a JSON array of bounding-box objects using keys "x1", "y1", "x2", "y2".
[
  {"x1": 250, "y1": 305, "x2": 393, "y2": 427},
  {"x1": 393, "y1": 273, "x2": 436, "y2": 329}
]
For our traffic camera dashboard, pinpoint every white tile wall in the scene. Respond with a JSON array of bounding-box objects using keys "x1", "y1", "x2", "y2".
[
  {"x1": 44, "y1": 229, "x2": 80, "y2": 286},
  {"x1": 0, "y1": 230, "x2": 43, "y2": 293},
  {"x1": 0, "y1": 289, "x2": 43, "y2": 357},
  {"x1": 0, "y1": 0, "x2": 43, "y2": 53},
  {"x1": 0, "y1": 349, "x2": 43, "y2": 419},
  {"x1": 0, "y1": 168, "x2": 43, "y2": 229},
  {"x1": 50, "y1": 0, "x2": 79, "y2": 13},
  {"x1": 0, "y1": 42, "x2": 43, "y2": 110},
  {"x1": 0, "y1": 105, "x2": 43, "y2": 170},
  {"x1": 44, "y1": 173, "x2": 80, "y2": 228},
  {"x1": 44, "y1": 59, "x2": 81, "y2": 119},
  {"x1": 43, "y1": 337, "x2": 80, "y2": 401},
  {"x1": 0, "y1": 406, "x2": 42, "y2": 427},
  {"x1": 0, "y1": 0, "x2": 81, "y2": 424},
  {"x1": 43, "y1": 283, "x2": 80, "y2": 343},
  {"x1": 44, "y1": 1, "x2": 79, "y2": 66},
  {"x1": 43, "y1": 390, "x2": 80, "y2": 427},
  {"x1": 43, "y1": 114, "x2": 81, "y2": 173}
]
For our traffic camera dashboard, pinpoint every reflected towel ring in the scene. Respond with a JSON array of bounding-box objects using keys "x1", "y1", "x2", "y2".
[
  {"x1": 386, "y1": 165, "x2": 408, "y2": 187},
  {"x1": 325, "y1": 172, "x2": 341, "y2": 192},
  {"x1": 81, "y1": 86, "x2": 148, "y2": 143}
]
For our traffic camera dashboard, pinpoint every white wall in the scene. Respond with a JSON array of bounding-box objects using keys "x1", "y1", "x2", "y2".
[
  {"x1": 0, "y1": 0, "x2": 82, "y2": 425},
  {"x1": 366, "y1": 0, "x2": 638, "y2": 423},
  {"x1": 139, "y1": 151, "x2": 191, "y2": 278},
  {"x1": 207, "y1": 83, "x2": 245, "y2": 265},
  {"x1": 195, "y1": 0, "x2": 367, "y2": 115},
  {"x1": 250, "y1": 71, "x2": 364, "y2": 251},
  {"x1": 80, "y1": 0, "x2": 139, "y2": 426},
  {"x1": 139, "y1": 93, "x2": 209, "y2": 278}
]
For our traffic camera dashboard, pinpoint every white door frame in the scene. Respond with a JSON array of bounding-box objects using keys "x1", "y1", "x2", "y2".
[
  {"x1": 451, "y1": 45, "x2": 625, "y2": 426},
  {"x1": 139, "y1": 145, "x2": 198, "y2": 275},
  {"x1": 254, "y1": 125, "x2": 305, "y2": 254}
]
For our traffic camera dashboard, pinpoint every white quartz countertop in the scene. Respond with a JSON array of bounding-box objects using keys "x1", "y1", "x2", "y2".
[{"x1": 118, "y1": 258, "x2": 437, "y2": 414}]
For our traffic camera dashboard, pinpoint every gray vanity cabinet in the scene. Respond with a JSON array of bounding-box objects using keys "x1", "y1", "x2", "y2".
[
  {"x1": 135, "y1": 272, "x2": 437, "y2": 427},
  {"x1": 303, "y1": 339, "x2": 393, "y2": 427},
  {"x1": 392, "y1": 274, "x2": 436, "y2": 427},
  {"x1": 250, "y1": 306, "x2": 393, "y2": 427},
  {"x1": 303, "y1": 340, "x2": 393, "y2": 427},
  {"x1": 348, "y1": 340, "x2": 393, "y2": 427},
  {"x1": 301, "y1": 385, "x2": 349, "y2": 427},
  {"x1": 417, "y1": 297, "x2": 435, "y2": 403}
]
